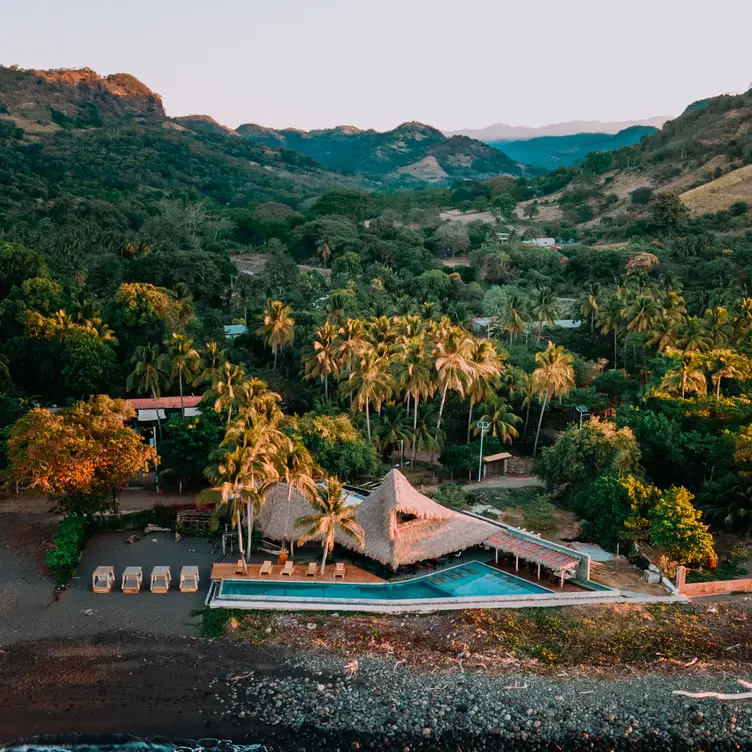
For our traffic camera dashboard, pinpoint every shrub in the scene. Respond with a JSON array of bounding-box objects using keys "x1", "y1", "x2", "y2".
[
  {"x1": 429, "y1": 482, "x2": 469, "y2": 510},
  {"x1": 523, "y1": 495, "x2": 557, "y2": 531},
  {"x1": 46, "y1": 516, "x2": 88, "y2": 587}
]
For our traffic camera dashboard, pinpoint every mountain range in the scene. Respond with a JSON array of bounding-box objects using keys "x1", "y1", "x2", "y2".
[
  {"x1": 446, "y1": 116, "x2": 673, "y2": 142},
  {"x1": 491, "y1": 126, "x2": 659, "y2": 170},
  {"x1": 229, "y1": 121, "x2": 522, "y2": 180}
]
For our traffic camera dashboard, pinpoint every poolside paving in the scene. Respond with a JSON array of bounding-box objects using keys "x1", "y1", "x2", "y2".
[{"x1": 211, "y1": 560, "x2": 385, "y2": 583}]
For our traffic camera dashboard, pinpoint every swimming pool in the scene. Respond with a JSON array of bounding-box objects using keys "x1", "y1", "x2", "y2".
[{"x1": 218, "y1": 562, "x2": 553, "y2": 603}]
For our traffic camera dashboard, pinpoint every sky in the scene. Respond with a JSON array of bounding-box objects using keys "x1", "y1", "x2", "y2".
[{"x1": 2, "y1": 0, "x2": 752, "y2": 132}]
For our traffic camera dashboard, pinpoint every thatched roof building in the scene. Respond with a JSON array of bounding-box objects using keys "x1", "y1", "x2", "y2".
[{"x1": 257, "y1": 469, "x2": 497, "y2": 570}]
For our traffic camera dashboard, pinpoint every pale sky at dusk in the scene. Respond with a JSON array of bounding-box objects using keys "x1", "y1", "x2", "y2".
[{"x1": 3, "y1": 0, "x2": 751, "y2": 132}]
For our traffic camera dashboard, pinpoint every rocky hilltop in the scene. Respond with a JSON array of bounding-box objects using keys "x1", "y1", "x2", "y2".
[{"x1": 0, "y1": 66, "x2": 164, "y2": 126}]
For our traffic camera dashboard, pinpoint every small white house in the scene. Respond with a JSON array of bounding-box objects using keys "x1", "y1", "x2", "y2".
[
  {"x1": 523, "y1": 237, "x2": 557, "y2": 247},
  {"x1": 555, "y1": 319, "x2": 582, "y2": 329}
]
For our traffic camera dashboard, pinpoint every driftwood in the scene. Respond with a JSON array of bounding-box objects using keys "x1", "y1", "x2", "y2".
[{"x1": 673, "y1": 680, "x2": 752, "y2": 701}]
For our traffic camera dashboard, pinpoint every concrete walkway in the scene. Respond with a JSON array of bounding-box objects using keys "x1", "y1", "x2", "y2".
[{"x1": 464, "y1": 475, "x2": 544, "y2": 490}]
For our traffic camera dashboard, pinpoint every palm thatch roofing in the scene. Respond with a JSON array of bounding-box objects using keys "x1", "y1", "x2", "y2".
[{"x1": 257, "y1": 469, "x2": 497, "y2": 570}]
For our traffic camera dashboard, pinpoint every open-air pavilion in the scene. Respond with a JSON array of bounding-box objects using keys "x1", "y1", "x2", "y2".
[{"x1": 486, "y1": 528, "x2": 581, "y2": 588}]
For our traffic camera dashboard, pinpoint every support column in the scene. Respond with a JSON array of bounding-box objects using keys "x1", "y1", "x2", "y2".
[
  {"x1": 537, "y1": 563, "x2": 541, "y2": 580},
  {"x1": 495, "y1": 549, "x2": 499, "y2": 564},
  {"x1": 515, "y1": 556, "x2": 519, "y2": 572},
  {"x1": 560, "y1": 569, "x2": 564, "y2": 588}
]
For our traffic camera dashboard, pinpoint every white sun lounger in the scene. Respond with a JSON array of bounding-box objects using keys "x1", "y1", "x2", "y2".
[
  {"x1": 259, "y1": 560, "x2": 273, "y2": 575},
  {"x1": 334, "y1": 562, "x2": 345, "y2": 578},
  {"x1": 179, "y1": 565, "x2": 199, "y2": 592},
  {"x1": 306, "y1": 562, "x2": 317, "y2": 577},
  {"x1": 150, "y1": 565, "x2": 171, "y2": 593},
  {"x1": 281, "y1": 561, "x2": 295, "y2": 576},
  {"x1": 122, "y1": 566, "x2": 143, "y2": 593},
  {"x1": 92, "y1": 566, "x2": 115, "y2": 593}
]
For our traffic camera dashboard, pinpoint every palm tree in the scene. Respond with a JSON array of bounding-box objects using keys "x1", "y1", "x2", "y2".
[
  {"x1": 211, "y1": 361, "x2": 247, "y2": 426},
  {"x1": 703, "y1": 306, "x2": 733, "y2": 348},
  {"x1": 625, "y1": 295, "x2": 659, "y2": 334},
  {"x1": 579, "y1": 282, "x2": 600, "y2": 333},
  {"x1": 532, "y1": 342, "x2": 575, "y2": 457},
  {"x1": 648, "y1": 313, "x2": 679, "y2": 353},
  {"x1": 676, "y1": 317, "x2": 711, "y2": 354},
  {"x1": 409, "y1": 412, "x2": 440, "y2": 466},
  {"x1": 164, "y1": 333, "x2": 200, "y2": 415},
  {"x1": 280, "y1": 442, "x2": 319, "y2": 553},
  {"x1": 347, "y1": 350, "x2": 393, "y2": 442},
  {"x1": 295, "y1": 476, "x2": 365, "y2": 575},
  {"x1": 465, "y1": 339, "x2": 503, "y2": 443},
  {"x1": 171, "y1": 282, "x2": 194, "y2": 331},
  {"x1": 337, "y1": 318, "x2": 369, "y2": 377},
  {"x1": 391, "y1": 335, "x2": 435, "y2": 466},
  {"x1": 375, "y1": 405, "x2": 411, "y2": 462},
  {"x1": 531, "y1": 288, "x2": 559, "y2": 342},
  {"x1": 661, "y1": 352, "x2": 707, "y2": 399},
  {"x1": 200, "y1": 446, "x2": 252, "y2": 559},
  {"x1": 475, "y1": 397, "x2": 521, "y2": 443},
  {"x1": 84, "y1": 317, "x2": 119, "y2": 347},
  {"x1": 493, "y1": 292, "x2": 529, "y2": 344},
  {"x1": 197, "y1": 341, "x2": 227, "y2": 386},
  {"x1": 432, "y1": 326, "x2": 474, "y2": 461},
  {"x1": 257, "y1": 300, "x2": 295, "y2": 370},
  {"x1": 518, "y1": 372, "x2": 538, "y2": 441},
  {"x1": 303, "y1": 322, "x2": 340, "y2": 398},
  {"x1": 127, "y1": 343, "x2": 169, "y2": 438},
  {"x1": 0, "y1": 353, "x2": 10, "y2": 380},
  {"x1": 317, "y1": 240, "x2": 331, "y2": 269},
  {"x1": 325, "y1": 289, "x2": 355, "y2": 328},
  {"x1": 227, "y1": 391, "x2": 287, "y2": 558},
  {"x1": 596, "y1": 294, "x2": 624, "y2": 368},
  {"x1": 708, "y1": 349, "x2": 749, "y2": 399}
]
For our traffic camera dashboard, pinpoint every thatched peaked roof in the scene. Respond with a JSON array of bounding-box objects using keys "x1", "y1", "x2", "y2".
[{"x1": 257, "y1": 469, "x2": 497, "y2": 570}]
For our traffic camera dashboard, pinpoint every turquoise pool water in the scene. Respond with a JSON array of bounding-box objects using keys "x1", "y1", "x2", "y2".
[{"x1": 218, "y1": 562, "x2": 552, "y2": 602}]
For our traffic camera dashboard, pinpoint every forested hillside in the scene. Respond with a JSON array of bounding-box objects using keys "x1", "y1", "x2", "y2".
[
  {"x1": 236, "y1": 121, "x2": 522, "y2": 181},
  {"x1": 490, "y1": 126, "x2": 657, "y2": 169}
]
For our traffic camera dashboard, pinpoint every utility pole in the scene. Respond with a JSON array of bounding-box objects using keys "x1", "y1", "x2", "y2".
[{"x1": 477, "y1": 421, "x2": 490, "y2": 482}]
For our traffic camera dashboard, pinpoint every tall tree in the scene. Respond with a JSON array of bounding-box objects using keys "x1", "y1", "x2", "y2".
[
  {"x1": 465, "y1": 339, "x2": 503, "y2": 443},
  {"x1": 257, "y1": 300, "x2": 295, "y2": 370},
  {"x1": 164, "y1": 333, "x2": 200, "y2": 416},
  {"x1": 347, "y1": 350, "x2": 393, "y2": 442},
  {"x1": 280, "y1": 441, "x2": 319, "y2": 553},
  {"x1": 127, "y1": 343, "x2": 169, "y2": 439},
  {"x1": 295, "y1": 476, "x2": 365, "y2": 575},
  {"x1": 532, "y1": 342, "x2": 575, "y2": 457},
  {"x1": 303, "y1": 322, "x2": 339, "y2": 398}
]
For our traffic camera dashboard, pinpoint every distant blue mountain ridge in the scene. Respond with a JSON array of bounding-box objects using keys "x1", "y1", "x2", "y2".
[{"x1": 488, "y1": 126, "x2": 657, "y2": 170}]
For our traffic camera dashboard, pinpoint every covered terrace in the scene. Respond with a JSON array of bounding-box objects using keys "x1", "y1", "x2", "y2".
[{"x1": 486, "y1": 529, "x2": 581, "y2": 588}]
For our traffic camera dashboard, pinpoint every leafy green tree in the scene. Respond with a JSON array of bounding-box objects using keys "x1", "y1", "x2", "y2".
[
  {"x1": 648, "y1": 486, "x2": 715, "y2": 565},
  {"x1": 536, "y1": 418, "x2": 640, "y2": 492},
  {"x1": 159, "y1": 412, "x2": 224, "y2": 491}
]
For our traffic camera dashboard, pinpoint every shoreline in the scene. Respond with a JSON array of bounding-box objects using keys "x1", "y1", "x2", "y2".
[{"x1": 1, "y1": 632, "x2": 750, "y2": 751}]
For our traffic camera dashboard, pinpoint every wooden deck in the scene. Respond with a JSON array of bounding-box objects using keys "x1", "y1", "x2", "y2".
[{"x1": 211, "y1": 561, "x2": 385, "y2": 584}]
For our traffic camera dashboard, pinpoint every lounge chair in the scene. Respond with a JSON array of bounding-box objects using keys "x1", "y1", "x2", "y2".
[
  {"x1": 281, "y1": 561, "x2": 295, "y2": 576},
  {"x1": 334, "y1": 562, "x2": 345, "y2": 578},
  {"x1": 150, "y1": 565, "x2": 171, "y2": 593},
  {"x1": 122, "y1": 566, "x2": 143, "y2": 593},
  {"x1": 306, "y1": 562, "x2": 317, "y2": 577},
  {"x1": 92, "y1": 566, "x2": 115, "y2": 593},
  {"x1": 234, "y1": 559, "x2": 248, "y2": 575},
  {"x1": 179, "y1": 565, "x2": 199, "y2": 592},
  {"x1": 259, "y1": 560, "x2": 273, "y2": 575}
]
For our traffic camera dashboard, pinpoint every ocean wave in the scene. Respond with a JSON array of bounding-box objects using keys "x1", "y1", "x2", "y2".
[{"x1": 1, "y1": 735, "x2": 266, "y2": 752}]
